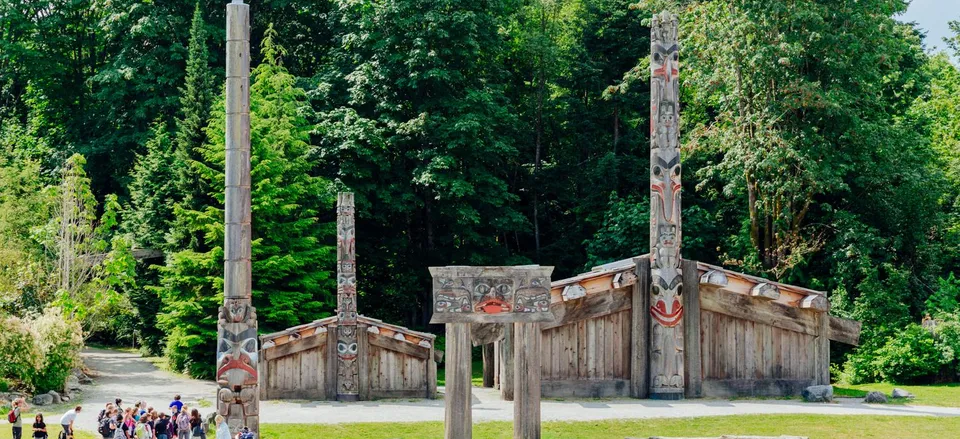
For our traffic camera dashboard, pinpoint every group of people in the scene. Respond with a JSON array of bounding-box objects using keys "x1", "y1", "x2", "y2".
[{"x1": 9, "y1": 395, "x2": 253, "y2": 439}]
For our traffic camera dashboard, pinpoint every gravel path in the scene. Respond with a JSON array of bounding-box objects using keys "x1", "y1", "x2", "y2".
[{"x1": 73, "y1": 347, "x2": 960, "y2": 431}]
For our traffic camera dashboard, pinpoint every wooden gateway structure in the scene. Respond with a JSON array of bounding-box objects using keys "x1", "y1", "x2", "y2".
[
  {"x1": 257, "y1": 193, "x2": 441, "y2": 401},
  {"x1": 475, "y1": 12, "x2": 861, "y2": 401}
]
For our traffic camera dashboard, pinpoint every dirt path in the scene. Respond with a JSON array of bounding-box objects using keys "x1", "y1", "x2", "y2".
[{"x1": 75, "y1": 347, "x2": 960, "y2": 431}]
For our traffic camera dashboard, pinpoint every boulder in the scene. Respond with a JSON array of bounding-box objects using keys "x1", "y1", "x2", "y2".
[
  {"x1": 891, "y1": 388, "x2": 915, "y2": 399},
  {"x1": 65, "y1": 375, "x2": 81, "y2": 391},
  {"x1": 61, "y1": 395, "x2": 70, "y2": 402},
  {"x1": 78, "y1": 376, "x2": 93, "y2": 385},
  {"x1": 47, "y1": 390, "x2": 61, "y2": 405},
  {"x1": 32, "y1": 393, "x2": 54, "y2": 406},
  {"x1": 864, "y1": 391, "x2": 888, "y2": 404},
  {"x1": 801, "y1": 385, "x2": 833, "y2": 403}
]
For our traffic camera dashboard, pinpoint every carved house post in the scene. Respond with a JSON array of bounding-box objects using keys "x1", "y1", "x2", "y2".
[
  {"x1": 649, "y1": 11, "x2": 685, "y2": 400},
  {"x1": 336, "y1": 193, "x2": 360, "y2": 401},
  {"x1": 218, "y1": 0, "x2": 259, "y2": 434}
]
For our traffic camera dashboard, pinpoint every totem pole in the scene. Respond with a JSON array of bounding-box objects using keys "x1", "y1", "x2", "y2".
[
  {"x1": 336, "y1": 193, "x2": 360, "y2": 401},
  {"x1": 649, "y1": 11, "x2": 684, "y2": 399},
  {"x1": 217, "y1": 0, "x2": 259, "y2": 434}
]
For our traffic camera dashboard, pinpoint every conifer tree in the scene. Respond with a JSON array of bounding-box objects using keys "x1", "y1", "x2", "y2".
[
  {"x1": 123, "y1": 123, "x2": 176, "y2": 251},
  {"x1": 156, "y1": 27, "x2": 335, "y2": 378}
]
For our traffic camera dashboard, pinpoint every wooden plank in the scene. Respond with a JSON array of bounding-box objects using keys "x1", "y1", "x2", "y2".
[
  {"x1": 501, "y1": 323, "x2": 515, "y2": 401},
  {"x1": 701, "y1": 311, "x2": 711, "y2": 379},
  {"x1": 482, "y1": 344, "x2": 495, "y2": 387},
  {"x1": 368, "y1": 332, "x2": 431, "y2": 360},
  {"x1": 263, "y1": 333, "x2": 326, "y2": 361},
  {"x1": 542, "y1": 286, "x2": 632, "y2": 331},
  {"x1": 493, "y1": 340, "x2": 501, "y2": 388},
  {"x1": 359, "y1": 327, "x2": 370, "y2": 400},
  {"x1": 631, "y1": 257, "x2": 650, "y2": 398},
  {"x1": 603, "y1": 313, "x2": 613, "y2": 379},
  {"x1": 815, "y1": 313, "x2": 830, "y2": 385},
  {"x1": 514, "y1": 322, "x2": 541, "y2": 439},
  {"x1": 258, "y1": 342, "x2": 268, "y2": 400},
  {"x1": 445, "y1": 323, "x2": 472, "y2": 439},
  {"x1": 541, "y1": 379, "x2": 630, "y2": 398},
  {"x1": 325, "y1": 327, "x2": 338, "y2": 399},
  {"x1": 682, "y1": 259, "x2": 702, "y2": 398},
  {"x1": 428, "y1": 343, "x2": 438, "y2": 399},
  {"x1": 577, "y1": 320, "x2": 587, "y2": 379},
  {"x1": 700, "y1": 285, "x2": 818, "y2": 336},
  {"x1": 701, "y1": 378, "x2": 816, "y2": 398},
  {"x1": 472, "y1": 323, "x2": 503, "y2": 347},
  {"x1": 828, "y1": 315, "x2": 862, "y2": 346}
]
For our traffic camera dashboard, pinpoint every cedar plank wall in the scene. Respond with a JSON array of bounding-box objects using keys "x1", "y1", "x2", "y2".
[
  {"x1": 262, "y1": 323, "x2": 437, "y2": 400},
  {"x1": 540, "y1": 309, "x2": 632, "y2": 398},
  {"x1": 699, "y1": 309, "x2": 819, "y2": 397}
]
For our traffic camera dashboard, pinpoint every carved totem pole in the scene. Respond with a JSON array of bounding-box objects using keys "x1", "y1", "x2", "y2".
[
  {"x1": 649, "y1": 11, "x2": 684, "y2": 399},
  {"x1": 336, "y1": 193, "x2": 360, "y2": 401},
  {"x1": 217, "y1": 0, "x2": 259, "y2": 434}
]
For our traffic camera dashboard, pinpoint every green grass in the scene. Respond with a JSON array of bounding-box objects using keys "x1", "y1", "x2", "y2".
[
  {"x1": 437, "y1": 360, "x2": 485, "y2": 387},
  {"x1": 258, "y1": 415, "x2": 960, "y2": 439},
  {"x1": 0, "y1": 414, "x2": 96, "y2": 439},
  {"x1": 833, "y1": 382, "x2": 960, "y2": 407}
]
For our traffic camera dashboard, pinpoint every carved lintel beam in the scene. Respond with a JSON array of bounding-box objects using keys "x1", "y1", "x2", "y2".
[{"x1": 750, "y1": 283, "x2": 780, "y2": 300}]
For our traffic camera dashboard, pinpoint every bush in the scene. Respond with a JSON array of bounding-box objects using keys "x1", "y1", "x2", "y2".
[
  {"x1": 0, "y1": 316, "x2": 43, "y2": 390},
  {"x1": 31, "y1": 308, "x2": 83, "y2": 392},
  {"x1": 872, "y1": 324, "x2": 945, "y2": 384}
]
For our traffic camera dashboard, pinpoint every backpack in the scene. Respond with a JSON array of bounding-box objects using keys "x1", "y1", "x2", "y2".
[
  {"x1": 98, "y1": 418, "x2": 113, "y2": 437},
  {"x1": 136, "y1": 423, "x2": 147, "y2": 439},
  {"x1": 7, "y1": 408, "x2": 16, "y2": 424}
]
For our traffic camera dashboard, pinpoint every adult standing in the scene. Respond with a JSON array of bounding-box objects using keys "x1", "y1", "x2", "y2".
[
  {"x1": 59, "y1": 406, "x2": 81, "y2": 439},
  {"x1": 189, "y1": 410, "x2": 205, "y2": 439},
  {"x1": 98, "y1": 409, "x2": 117, "y2": 439},
  {"x1": 11, "y1": 397, "x2": 26, "y2": 439},
  {"x1": 213, "y1": 416, "x2": 229, "y2": 439},
  {"x1": 154, "y1": 413, "x2": 170, "y2": 439},
  {"x1": 30, "y1": 413, "x2": 45, "y2": 439}
]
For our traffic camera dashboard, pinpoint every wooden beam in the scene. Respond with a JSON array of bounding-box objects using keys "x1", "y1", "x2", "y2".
[
  {"x1": 427, "y1": 343, "x2": 438, "y2": 399},
  {"x1": 702, "y1": 378, "x2": 815, "y2": 398},
  {"x1": 514, "y1": 322, "x2": 541, "y2": 439},
  {"x1": 445, "y1": 323, "x2": 472, "y2": 439},
  {"x1": 434, "y1": 349, "x2": 445, "y2": 363},
  {"x1": 630, "y1": 257, "x2": 650, "y2": 399},
  {"x1": 682, "y1": 259, "x2": 702, "y2": 398},
  {"x1": 800, "y1": 295, "x2": 830, "y2": 312},
  {"x1": 482, "y1": 344, "x2": 495, "y2": 387},
  {"x1": 541, "y1": 379, "x2": 630, "y2": 398},
  {"x1": 541, "y1": 286, "x2": 632, "y2": 331},
  {"x1": 814, "y1": 313, "x2": 830, "y2": 385},
  {"x1": 432, "y1": 312, "x2": 554, "y2": 324},
  {"x1": 562, "y1": 283, "x2": 587, "y2": 301},
  {"x1": 501, "y1": 324, "x2": 515, "y2": 401},
  {"x1": 700, "y1": 285, "x2": 818, "y2": 337},
  {"x1": 262, "y1": 333, "x2": 326, "y2": 361},
  {"x1": 751, "y1": 283, "x2": 781, "y2": 300},
  {"x1": 471, "y1": 323, "x2": 503, "y2": 347},
  {"x1": 325, "y1": 327, "x2": 338, "y2": 400},
  {"x1": 368, "y1": 332, "x2": 431, "y2": 360},
  {"x1": 358, "y1": 324, "x2": 370, "y2": 400},
  {"x1": 828, "y1": 315, "x2": 861, "y2": 346},
  {"x1": 699, "y1": 269, "x2": 728, "y2": 287}
]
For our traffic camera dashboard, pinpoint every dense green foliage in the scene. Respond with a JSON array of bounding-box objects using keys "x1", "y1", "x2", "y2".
[{"x1": 0, "y1": 0, "x2": 958, "y2": 380}]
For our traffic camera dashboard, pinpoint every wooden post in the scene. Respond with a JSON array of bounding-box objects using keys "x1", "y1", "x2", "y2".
[
  {"x1": 445, "y1": 323, "x2": 472, "y2": 439},
  {"x1": 493, "y1": 339, "x2": 501, "y2": 389},
  {"x1": 814, "y1": 311, "x2": 830, "y2": 385},
  {"x1": 631, "y1": 257, "x2": 650, "y2": 399},
  {"x1": 358, "y1": 324, "x2": 370, "y2": 400},
  {"x1": 218, "y1": 1, "x2": 258, "y2": 434},
  {"x1": 482, "y1": 344, "x2": 495, "y2": 387},
  {"x1": 427, "y1": 342, "x2": 438, "y2": 399},
  {"x1": 682, "y1": 259, "x2": 702, "y2": 398},
  {"x1": 500, "y1": 324, "x2": 515, "y2": 401},
  {"x1": 648, "y1": 11, "x2": 684, "y2": 400},
  {"x1": 325, "y1": 328, "x2": 338, "y2": 400},
  {"x1": 514, "y1": 322, "x2": 541, "y2": 439},
  {"x1": 336, "y1": 193, "x2": 360, "y2": 401}
]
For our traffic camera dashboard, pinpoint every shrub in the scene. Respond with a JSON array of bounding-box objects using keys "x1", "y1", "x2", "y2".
[
  {"x1": 0, "y1": 315, "x2": 42, "y2": 390},
  {"x1": 873, "y1": 324, "x2": 945, "y2": 384},
  {"x1": 31, "y1": 307, "x2": 83, "y2": 392}
]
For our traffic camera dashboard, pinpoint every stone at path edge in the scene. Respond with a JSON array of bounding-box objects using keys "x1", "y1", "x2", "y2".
[
  {"x1": 864, "y1": 391, "x2": 888, "y2": 404},
  {"x1": 891, "y1": 388, "x2": 915, "y2": 399},
  {"x1": 801, "y1": 385, "x2": 833, "y2": 403}
]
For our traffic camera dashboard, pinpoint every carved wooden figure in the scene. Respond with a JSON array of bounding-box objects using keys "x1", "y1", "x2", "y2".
[
  {"x1": 649, "y1": 11, "x2": 684, "y2": 399},
  {"x1": 218, "y1": 0, "x2": 259, "y2": 433},
  {"x1": 336, "y1": 192, "x2": 360, "y2": 401}
]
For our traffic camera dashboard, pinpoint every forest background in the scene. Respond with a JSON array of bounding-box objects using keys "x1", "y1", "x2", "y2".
[{"x1": 1, "y1": 0, "x2": 959, "y2": 389}]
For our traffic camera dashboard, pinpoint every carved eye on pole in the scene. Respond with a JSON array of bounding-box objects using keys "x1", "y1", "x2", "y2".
[
  {"x1": 676, "y1": 285, "x2": 683, "y2": 297},
  {"x1": 653, "y1": 166, "x2": 663, "y2": 178},
  {"x1": 653, "y1": 52, "x2": 663, "y2": 64}
]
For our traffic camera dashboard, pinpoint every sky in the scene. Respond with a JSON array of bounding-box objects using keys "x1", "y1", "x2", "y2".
[{"x1": 900, "y1": 0, "x2": 958, "y2": 55}]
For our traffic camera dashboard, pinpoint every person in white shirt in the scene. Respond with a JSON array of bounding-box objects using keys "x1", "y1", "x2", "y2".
[{"x1": 58, "y1": 406, "x2": 81, "y2": 438}]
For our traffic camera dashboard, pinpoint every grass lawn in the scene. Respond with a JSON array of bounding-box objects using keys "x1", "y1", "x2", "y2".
[
  {"x1": 259, "y1": 415, "x2": 960, "y2": 439},
  {"x1": 0, "y1": 414, "x2": 96, "y2": 439},
  {"x1": 833, "y1": 382, "x2": 960, "y2": 407},
  {"x1": 437, "y1": 360, "x2": 485, "y2": 387}
]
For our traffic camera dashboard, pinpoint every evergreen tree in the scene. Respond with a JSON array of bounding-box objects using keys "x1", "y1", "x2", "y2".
[
  {"x1": 123, "y1": 123, "x2": 177, "y2": 251},
  {"x1": 157, "y1": 29, "x2": 335, "y2": 377}
]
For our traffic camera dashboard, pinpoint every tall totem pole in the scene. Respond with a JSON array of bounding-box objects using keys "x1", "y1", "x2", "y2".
[
  {"x1": 649, "y1": 11, "x2": 684, "y2": 399},
  {"x1": 218, "y1": 0, "x2": 259, "y2": 434},
  {"x1": 336, "y1": 193, "x2": 360, "y2": 401}
]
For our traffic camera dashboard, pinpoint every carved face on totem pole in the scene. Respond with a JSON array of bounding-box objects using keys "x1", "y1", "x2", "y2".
[
  {"x1": 429, "y1": 266, "x2": 554, "y2": 324},
  {"x1": 473, "y1": 278, "x2": 513, "y2": 314},
  {"x1": 217, "y1": 326, "x2": 259, "y2": 387}
]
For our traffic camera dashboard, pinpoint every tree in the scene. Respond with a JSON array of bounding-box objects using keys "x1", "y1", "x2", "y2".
[{"x1": 157, "y1": 29, "x2": 335, "y2": 377}]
